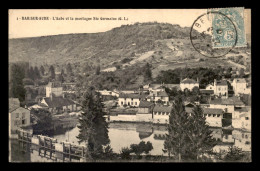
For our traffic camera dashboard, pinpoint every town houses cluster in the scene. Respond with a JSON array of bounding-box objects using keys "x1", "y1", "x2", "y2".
[
  {"x1": 9, "y1": 76, "x2": 251, "y2": 136},
  {"x1": 99, "y1": 77, "x2": 251, "y2": 131}
]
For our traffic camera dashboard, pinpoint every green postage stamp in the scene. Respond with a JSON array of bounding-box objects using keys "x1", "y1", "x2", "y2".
[{"x1": 209, "y1": 7, "x2": 247, "y2": 48}]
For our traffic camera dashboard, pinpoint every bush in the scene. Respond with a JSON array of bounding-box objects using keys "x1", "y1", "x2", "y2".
[
  {"x1": 120, "y1": 147, "x2": 131, "y2": 160},
  {"x1": 23, "y1": 78, "x2": 34, "y2": 85}
]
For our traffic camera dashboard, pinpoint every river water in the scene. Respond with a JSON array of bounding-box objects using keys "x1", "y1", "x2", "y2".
[{"x1": 10, "y1": 122, "x2": 251, "y2": 162}]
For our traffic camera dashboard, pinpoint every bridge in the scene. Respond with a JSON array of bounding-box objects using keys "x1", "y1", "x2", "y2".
[{"x1": 16, "y1": 129, "x2": 87, "y2": 162}]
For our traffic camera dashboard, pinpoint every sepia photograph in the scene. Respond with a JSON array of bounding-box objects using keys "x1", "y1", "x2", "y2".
[{"x1": 8, "y1": 8, "x2": 251, "y2": 162}]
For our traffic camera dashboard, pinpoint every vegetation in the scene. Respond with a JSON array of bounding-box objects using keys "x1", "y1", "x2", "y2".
[
  {"x1": 9, "y1": 62, "x2": 26, "y2": 105},
  {"x1": 76, "y1": 86, "x2": 110, "y2": 160},
  {"x1": 155, "y1": 67, "x2": 232, "y2": 88},
  {"x1": 31, "y1": 109, "x2": 53, "y2": 131},
  {"x1": 163, "y1": 96, "x2": 217, "y2": 161}
]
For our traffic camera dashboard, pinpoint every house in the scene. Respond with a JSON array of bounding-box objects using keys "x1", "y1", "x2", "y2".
[
  {"x1": 206, "y1": 79, "x2": 228, "y2": 98},
  {"x1": 136, "y1": 101, "x2": 154, "y2": 122},
  {"x1": 232, "y1": 107, "x2": 251, "y2": 131},
  {"x1": 180, "y1": 78, "x2": 199, "y2": 91},
  {"x1": 40, "y1": 95, "x2": 77, "y2": 114},
  {"x1": 153, "y1": 105, "x2": 172, "y2": 124},
  {"x1": 46, "y1": 81, "x2": 63, "y2": 98},
  {"x1": 9, "y1": 98, "x2": 31, "y2": 134},
  {"x1": 232, "y1": 130, "x2": 251, "y2": 152},
  {"x1": 232, "y1": 78, "x2": 250, "y2": 96},
  {"x1": 147, "y1": 90, "x2": 169, "y2": 105},
  {"x1": 118, "y1": 93, "x2": 148, "y2": 107},
  {"x1": 185, "y1": 107, "x2": 224, "y2": 127},
  {"x1": 97, "y1": 90, "x2": 120, "y2": 97}
]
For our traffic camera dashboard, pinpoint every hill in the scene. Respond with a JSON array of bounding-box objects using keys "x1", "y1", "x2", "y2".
[{"x1": 9, "y1": 22, "x2": 250, "y2": 89}]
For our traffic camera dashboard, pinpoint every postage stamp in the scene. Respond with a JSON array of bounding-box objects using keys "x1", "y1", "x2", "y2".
[
  {"x1": 190, "y1": 11, "x2": 237, "y2": 58},
  {"x1": 209, "y1": 7, "x2": 247, "y2": 48}
]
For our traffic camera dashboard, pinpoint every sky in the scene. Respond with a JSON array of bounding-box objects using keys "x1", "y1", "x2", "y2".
[{"x1": 9, "y1": 9, "x2": 251, "y2": 39}]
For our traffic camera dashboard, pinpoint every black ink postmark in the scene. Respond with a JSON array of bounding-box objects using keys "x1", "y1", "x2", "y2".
[{"x1": 190, "y1": 11, "x2": 238, "y2": 58}]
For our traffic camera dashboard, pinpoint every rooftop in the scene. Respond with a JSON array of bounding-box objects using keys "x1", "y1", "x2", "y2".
[
  {"x1": 153, "y1": 105, "x2": 172, "y2": 113},
  {"x1": 119, "y1": 93, "x2": 148, "y2": 99},
  {"x1": 185, "y1": 107, "x2": 223, "y2": 115},
  {"x1": 200, "y1": 89, "x2": 214, "y2": 94},
  {"x1": 210, "y1": 97, "x2": 244, "y2": 106},
  {"x1": 216, "y1": 80, "x2": 228, "y2": 86},
  {"x1": 139, "y1": 100, "x2": 154, "y2": 108},
  {"x1": 42, "y1": 97, "x2": 75, "y2": 108},
  {"x1": 148, "y1": 91, "x2": 169, "y2": 97},
  {"x1": 181, "y1": 78, "x2": 198, "y2": 84},
  {"x1": 233, "y1": 78, "x2": 247, "y2": 83}
]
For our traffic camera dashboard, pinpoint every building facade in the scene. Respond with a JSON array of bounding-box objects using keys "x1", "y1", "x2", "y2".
[{"x1": 180, "y1": 78, "x2": 199, "y2": 91}]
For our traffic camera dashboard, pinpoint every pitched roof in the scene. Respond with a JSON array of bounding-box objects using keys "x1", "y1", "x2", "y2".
[
  {"x1": 119, "y1": 93, "x2": 148, "y2": 99},
  {"x1": 200, "y1": 89, "x2": 214, "y2": 94},
  {"x1": 181, "y1": 78, "x2": 198, "y2": 84},
  {"x1": 43, "y1": 97, "x2": 75, "y2": 108},
  {"x1": 202, "y1": 108, "x2": 223, "y2": 114},
  {"x1": 9, "y1": 98, "x2": 20, "y2": 112},
  {"x1": 153, "y1": 105, "x2": 172, "y2": 113},
  {"x1": 139, "y1": 100, "x2": 154, "y2": 108},
  {"x1": 148, "y1": 91, "x2": 169, "y2": 97},
  {"x1": 233, "y1": 78, "x2": 246, "y2": 83},
  {"x1": 210, "y1": 97, "x2": 244, "y2": 105},
  {"x1": 185, "y1": 107, "x2": 223, "y2": 115},
  {"x1": 216, "y1": 80, "x2": 228, "y2": 86},
  {"x1": 9, "y1": 107, "x2": 30, "y2": 113}
]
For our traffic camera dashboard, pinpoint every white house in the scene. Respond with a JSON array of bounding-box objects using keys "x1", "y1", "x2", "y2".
[
  {"x1": 206, "y1": 79, "x2": 228, "y2": 98},
  {"x1": 118, "y1": 93, "x2": 148, "y2": 107},
  {"x1": 97, "y1": 90, "x2": 119, "y2": 97},
  {"x1": 153, "y1": 105, "x2": 172, "y2": 124},
  {"x1": 46, "y1": 81, "x2": 63, "y2": 98},
  {"x1": 9, "y1": 98, "x2": 31, "y2": 134},
  {"x1": 180, "y1": 78, "x2": 199, "y2": 91},
  {"x1": 185, "y1": 107, "x2": 224, "y2": 127},
  {"x1": 136, "y1": 101, "x2": 154, "y2": 122},
  {"x1": 147, "y1": 90, "x2": 169, "y2": 105},
  {"x1": 232, "y1": 78, "x2": 250, "y2": 96}
]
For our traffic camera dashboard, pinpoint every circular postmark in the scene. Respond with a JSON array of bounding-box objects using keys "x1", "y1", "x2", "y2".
[{"x1": 190, "y1": 11, "x2": 238, "y2": 58}]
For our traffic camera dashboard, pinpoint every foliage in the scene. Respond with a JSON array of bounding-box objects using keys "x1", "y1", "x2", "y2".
[
  {"x1": 49, "y1": 65, "x2": 55, "y2": 80},
  {"x1": 130, "y1": 141, "x2": 153, "y2": 156},
  {"x1": 184, "y1": 105, "x2": 217, "y2": 161},
  {"x1": 9, "y1": 63, "x2": 26, "y2": 104},
  {"x1": 31, "y1": 109, "x2": 53, "y2": 130},
  {"x1": 224, "y1": 146, "x2": 247, "y2": 162},
  {"x1": 76, "y1": 86, "x2": 110, "y2": 160},
  {"x1": 120, "y1": 147, "x2": 131, "y2": 160},
  {"x1": 163, "y1": 96, "x2": 190, "y2": 161},
  {"x1": 163, "y1": 96, "x2": 216, "y2": 161},
  {"x1": 155, "y1": 67, "x2": 231, "y2": 89}
]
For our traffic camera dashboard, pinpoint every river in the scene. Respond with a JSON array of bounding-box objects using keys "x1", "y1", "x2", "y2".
[{"x1": 10, "y1": 122, "x2": 251, "y2": 162}]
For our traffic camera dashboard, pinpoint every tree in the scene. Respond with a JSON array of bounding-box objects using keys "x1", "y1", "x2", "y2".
[
  {"x1": 163, "y1": 96, "x2": 190, "y2": 161},
  {"x1": 40, "y1": 65, "x2": 45, "y2": 76},
  {"x1": 34, "y1": 66, "x2": 41, "y2": 80},
  {"x1": 185, "y1": 105, "x2": 217, "y2": 161},
  {"x1": 224, "y1": 146, "x2": 247, "y2": 162},
  {"x1": 66, "y1": 63, "x2": 73, "y2": 76},
  {"x1": 95, "y1": 65, "x2": 100, "y2": 75},
  {"x1": 144, "y1": 62, "x2": 152, "y2": 81},
  {"x1": 49, "y1": 65, "x2": 55, "y2": 80},
  {"x1": 9, "y1": 63, "x2": 26, "y2": 104},
  {"x1": 76, "y1": 87, "x2": 110, "y2": 160}
]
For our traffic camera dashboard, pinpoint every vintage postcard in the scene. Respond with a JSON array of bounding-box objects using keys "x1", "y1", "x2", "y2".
[{"x1": 9, "y1": 9, "x2": 251, "y2": 162}]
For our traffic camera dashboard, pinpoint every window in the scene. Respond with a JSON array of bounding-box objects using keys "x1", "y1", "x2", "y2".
[
  {"x1": 128, "y1": 102, "x2": 130, "y2": 105},
  {"x1": 121, "y1": 102, "x2": 123, "y2": 105},
  {"x1": 131, "y1": 98, "x2": 133, "y2": 101},
  {"x1": 135, "y1": 102, "x2": 137, "y2": 105},
  {"x1": 245, "y1": 135, "x2": 248, "y2": 139},
  {"x1": 22, "y1": 119, "x2": 26, "y2": 125},
  {"x1": 131, "y1": 102, "x2": 133, "y2": 105},
  {"x1": 204, "y1": 114, "x2": 207, "y2": 117},
  {"x1": 245, "y1": 117, "x2": 249, "y2": 120},
  {"x1": 208, "y1": 114, "x2": 211, "y2": 117},
  {"x1": 213, "y1": 114, "x2": 216, "y2": 117},
  {"x1": 245, "y1": 141, "x2": 250, "y2": 145},
  {"x1": 217, "y1": 114, "x2": 220, "y2": 117}
]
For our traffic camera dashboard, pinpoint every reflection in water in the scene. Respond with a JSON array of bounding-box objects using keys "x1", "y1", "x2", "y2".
[{"x1": 10, "y1": 122, "x2": 251, "y2": 162}]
